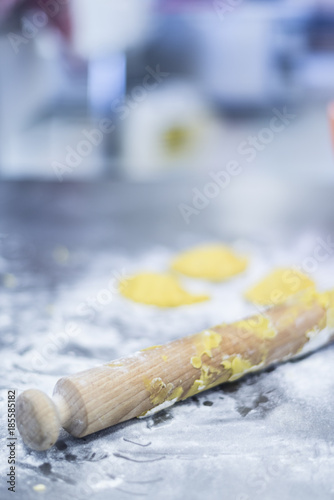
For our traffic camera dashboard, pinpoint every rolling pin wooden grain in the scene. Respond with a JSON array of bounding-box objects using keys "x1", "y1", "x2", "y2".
[{"x1": 16, "y1": 291, "x2": 334, "y2": 451}]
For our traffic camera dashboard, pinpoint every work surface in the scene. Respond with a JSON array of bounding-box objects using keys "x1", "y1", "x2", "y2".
[{"x1": 1, "y1": 179, "x2": 334, "y2": 500}]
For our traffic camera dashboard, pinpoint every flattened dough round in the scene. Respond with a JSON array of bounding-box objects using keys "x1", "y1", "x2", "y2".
[
  {"x1": 119, "y1": 272, "x2": 209, "y2": 307},
  {"x1": 171, "y1": 244, "x2": 248, "y2": 281},
  {"x1": 244, "y1": 268, "x2": 315, "y2": 305}
]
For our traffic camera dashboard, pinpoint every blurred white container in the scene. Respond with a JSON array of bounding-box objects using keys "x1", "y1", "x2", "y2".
[
  {"x1": 193, "y1": 3, "x2": 283, "y2": 107},
  {"x1": 70, "y1": 0, "x2": 154, "y2": 58},
  {"x1": 120, "y1": 81, "x2": 223, "y2": 180}
]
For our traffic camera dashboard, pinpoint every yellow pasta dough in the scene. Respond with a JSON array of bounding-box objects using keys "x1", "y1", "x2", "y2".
[
  {"x1": 171, "y1": 244, "x2": 247, "y2": 281},
  {"x1": 321, "y1": 289, "x2": 334, "y2": 327},
  {"x1": 244, "y1": 268, "x2": 315, "y2": 306},
  {"x1": 119, "y1": 272, "x2": 209, "y2": 307}
]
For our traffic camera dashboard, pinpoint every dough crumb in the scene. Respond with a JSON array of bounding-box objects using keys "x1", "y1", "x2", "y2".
[
  {"x1": 171, "y1": 244, "x2": 247, "y2": 281},
  {"x1": 119, "y1": 272, "x2": 209, "y2": 307},
  {"x1": 244, "y1": 268, "x2": 315, "y2": 305},
  {"x1": 33, "y1": 484, "x2": 46, "y2": 492}
]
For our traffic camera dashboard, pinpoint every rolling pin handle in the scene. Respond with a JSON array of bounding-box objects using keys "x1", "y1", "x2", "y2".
[{"x1": 16, "y1": 389, "x2": 69, "y2": 451}]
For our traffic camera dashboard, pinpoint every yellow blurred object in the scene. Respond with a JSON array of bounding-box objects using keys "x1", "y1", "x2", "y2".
[
  {"x1": 52, "y1": 245, "x2": 69, "y2": 264},
  {"x1": 119, "y1": 272, "x2": 209, "y2": 307},
  {"x1": 163, "y1": 126, "x2": 192, "y2": 157},
  {"x1": 171, "y1": 244, "x2": 247, "y2": 281},
  {"x1": 3, "y1": 273, "x2": 17, "y2": 288},
  {"x1": 244, "y1": 268, "x2": 315, "y2": 306},
  {"x1": 33, "y1": 484, "x2": 46, "y2": 492}
]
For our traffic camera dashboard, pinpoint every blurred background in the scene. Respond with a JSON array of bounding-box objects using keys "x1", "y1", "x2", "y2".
[
  {"x1": 1, "y1": 0, "x2": 334, "y2": 183},
  {"x1": 2, "y1": 3, "x2": 334, "y2": 497}
]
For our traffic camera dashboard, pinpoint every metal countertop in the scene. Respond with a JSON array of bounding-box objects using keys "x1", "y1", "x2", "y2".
[{"x1": 0, "y1": 179, "x2": 334, "y2": 500}]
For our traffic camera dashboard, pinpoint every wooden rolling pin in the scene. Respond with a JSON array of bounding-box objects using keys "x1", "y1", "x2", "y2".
[{"x1": 17, "y1": 290, "x2": 334, "y2": 451}]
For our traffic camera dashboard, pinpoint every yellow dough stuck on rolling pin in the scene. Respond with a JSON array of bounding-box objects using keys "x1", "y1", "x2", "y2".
[
  {"x1": 171, "y1": 244, "x2": 248, "y2": 281},
  {"x1": 119, "y1": 272, "x2": 209, "y2": 307},
  {"x1": 244, "y1": 268, "x2": 315, "y2": 306}
]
